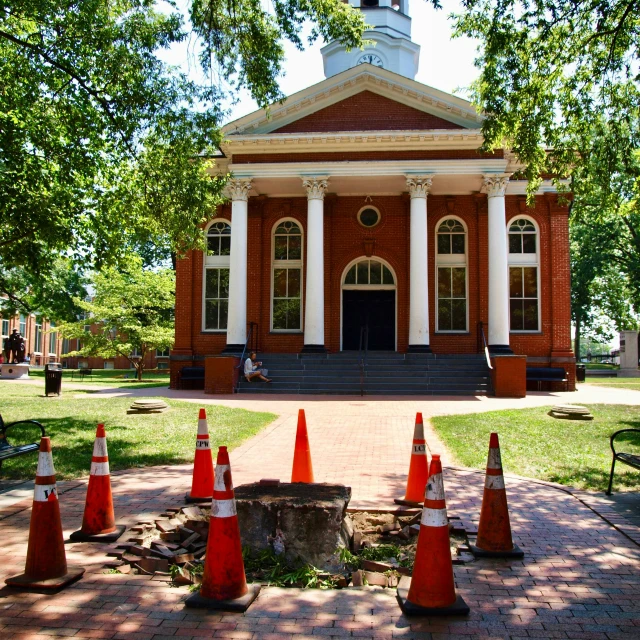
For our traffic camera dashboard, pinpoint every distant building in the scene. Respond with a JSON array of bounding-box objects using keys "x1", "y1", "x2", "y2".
[{"x1": 0, "y1": 307, "x2": 169, "y2": 371}]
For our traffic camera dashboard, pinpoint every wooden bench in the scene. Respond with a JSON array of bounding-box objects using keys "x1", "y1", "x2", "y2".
[
  {"x1": 0, "y1": 415, "x2": 46, "y2": 471},
  {"x1": 526, "y1": 366, "x2": 568, "y2": 391},
  {"x1": 177, "y1": 366, "x2": 205, "y2": 390},
  {"x1": 606, "y1": 428, "x2": 640, "y2": 494}
]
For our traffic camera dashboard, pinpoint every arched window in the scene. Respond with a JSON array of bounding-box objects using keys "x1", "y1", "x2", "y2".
[
  {"x1": 508, "y1": 217, "x2": 540, "y2": 332},
  {"x1": 272, "y1": 220, "x2": 303, "y2": 331},
  {"x1": 435, "y1": 218, "x2": 467, "y2": 332},
  {"x1": 343, "y1": 259, "x2": 395, "y2": 287},
  {"x1": 203, "y1": 219, "x2": 231, "y2": 331}
]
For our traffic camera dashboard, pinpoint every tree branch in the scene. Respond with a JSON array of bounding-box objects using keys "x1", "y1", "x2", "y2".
[{"x1": 0, "y1": 28, "x2": 132, "y2": 152}]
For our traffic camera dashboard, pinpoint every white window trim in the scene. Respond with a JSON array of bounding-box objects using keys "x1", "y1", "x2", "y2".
[
  {"x1": 202, "y1": 217, "x2": 231, "y2": 333},
  {"x1": 270, "y1": 217, "x2": 304, "y2": 333},
  {"x1": 507, "y1": 215, "x2": 541, "y2": 333},
  {"x1": 356, "y1": 205, "x2": 382, "y2": 229},
  {"x1": 435, "y1": 216, "x2": 469, "y2": 333},
  {"x1": 339, "y1": 257, "x2": 398, "y2": 351}
]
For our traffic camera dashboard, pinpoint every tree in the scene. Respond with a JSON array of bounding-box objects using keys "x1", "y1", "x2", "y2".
[
  {"x1": 1, "y1": 1, "x2": 366, "y2": 306},
  {"x1": 450, "y1": 0, "x2": 640, "y2": 195},
  {"x1": 570, "y1": 141, "x2": 640, "y2": 358},
  {"x1": 0, "y1": 257, "x2": 87, "y2": 322},
  {"x1": 57, "y1": 262, "x2": 175, "y2": 381}
]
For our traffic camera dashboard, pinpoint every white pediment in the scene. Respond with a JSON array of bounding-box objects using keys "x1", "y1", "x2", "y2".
[{"x1": 222, "y1": 65, "x2": 483, "y2": 136}]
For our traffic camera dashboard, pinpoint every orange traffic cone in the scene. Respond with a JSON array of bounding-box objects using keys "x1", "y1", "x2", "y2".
[
  {"x1": 185, "y1": 408, "x2": 214, "y2": 503},
  {"x1": 185, "y1": 446, "x2": 260, "y2": 611},
  {"x1": 5, "y1": 437, "x2": 85, "y2": 589},
  {"x1": 470, "y1": 433, "x2": 524, "y2": 558},
  {"x1": 291, "y1": 409, "x2": 314, "y2": 483},
  {"x1": 70, "y1": 424, "x2": 125, "y2": 542},
  {"x1": 395, "y1": 412, "x2": 429, "y2": 506},
  {"x1": 397, "y1": 455, "x2": 469, "y2": 616}
]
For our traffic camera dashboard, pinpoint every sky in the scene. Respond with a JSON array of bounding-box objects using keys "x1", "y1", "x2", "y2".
[{"x1": 161, "y1": 1, "x2": 482, "y2": 124}]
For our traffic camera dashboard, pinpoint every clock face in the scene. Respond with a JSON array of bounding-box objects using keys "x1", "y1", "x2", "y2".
[{"x1": 357, "y1": 53, "x2": 384, "y2": 68}]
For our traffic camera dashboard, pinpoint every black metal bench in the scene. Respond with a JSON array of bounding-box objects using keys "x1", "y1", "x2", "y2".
[
  {"x1": 526, "y1": 366, "x2": 568, "y2": 391},
  {"x1": 75, "y1": 368, "x2": 93, "y2": 381},
  {"x1": 607, "y1": 428, "x2": 640, "y2": 494},
  {"x1": 177, "y1": 366, "x2": 205, "y2": 390},
  {"x1": 0, "y1": 414, "x2": 46, "y2": 471}
]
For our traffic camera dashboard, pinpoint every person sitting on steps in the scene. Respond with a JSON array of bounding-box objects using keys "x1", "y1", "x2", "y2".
[{"x1": 244, "y1": 352, "x2": 272, "y2": 383}]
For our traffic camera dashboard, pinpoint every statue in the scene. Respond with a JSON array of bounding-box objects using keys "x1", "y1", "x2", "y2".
[
  {"x1": 2, "y1": 336, "x2": 9, "y2": 363},
  {"x1": 8, "y1": 329, "x2": 26, "y2": 364}
]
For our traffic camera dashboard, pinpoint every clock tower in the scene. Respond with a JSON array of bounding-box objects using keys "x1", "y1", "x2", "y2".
[{"x1": 321, "y1": 0, "x2": 420, "y2": 79}]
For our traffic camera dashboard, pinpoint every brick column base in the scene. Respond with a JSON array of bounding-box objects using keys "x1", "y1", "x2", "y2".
[{"x1": 491, "y1": 355, "x2": 527, "y2": 398}]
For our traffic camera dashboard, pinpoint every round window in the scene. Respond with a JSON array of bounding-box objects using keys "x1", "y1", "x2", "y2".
[{"x1": 358, "y1": 207, "x2": 380, "y2": 228}]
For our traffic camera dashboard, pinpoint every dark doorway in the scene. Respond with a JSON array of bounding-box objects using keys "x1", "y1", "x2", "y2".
[{"x1": 342, "y1": 290, "x2": 395, "y2": 350}]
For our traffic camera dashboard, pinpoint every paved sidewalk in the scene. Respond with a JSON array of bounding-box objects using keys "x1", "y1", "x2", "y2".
[
  {"x1": 2, "y1": 381, "x2": 640, "y2": 638},
  {"x1": 70, "y1": 382, "x2": 640, "y2": 421}
]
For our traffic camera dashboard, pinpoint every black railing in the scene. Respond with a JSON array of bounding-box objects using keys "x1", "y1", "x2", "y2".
[
  {"x1": 358, "y1": 324, "x2": 369, "y2": 397},
  {"x1": 236, "y1": 322, "x2": 258, "y2": 392}
]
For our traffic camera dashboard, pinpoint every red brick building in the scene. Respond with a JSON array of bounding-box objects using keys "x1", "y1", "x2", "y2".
[{"x1": 171, "y1": 0, "x2": 575, "y2": 392}]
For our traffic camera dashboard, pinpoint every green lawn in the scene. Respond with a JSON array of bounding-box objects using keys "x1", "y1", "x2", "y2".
[
  {"x1": 583, "y1": 379, "x2": 640, "y2": 392},
  {"x1": 0, "y1": 384, "x2": 276, "y2": 480},
  {"x1": 584, "y1": 363, "x2": 619, "y2": 370},
  {"x1": 28, "y1": 368, "x2": 170, "y2": 389},
  {"x1": 432, "y1": 404, "x2": 640, "y2": 492}
]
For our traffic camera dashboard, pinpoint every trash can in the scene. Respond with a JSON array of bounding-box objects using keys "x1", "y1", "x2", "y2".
[
  {"x1": 45, "y1": 362, "x2": 63, "y2": 396},
  {"x1": 576, "y1": 364, "x2": 586, "y2": 383}
]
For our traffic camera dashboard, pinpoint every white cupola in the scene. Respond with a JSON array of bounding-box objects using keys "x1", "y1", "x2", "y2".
[{"x1": 321, "y1": 0, "x2": 420, "y2": 79}]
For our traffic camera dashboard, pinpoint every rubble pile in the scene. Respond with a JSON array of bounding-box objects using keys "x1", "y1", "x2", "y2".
[
  {"x1": 105, "y1": 505, "x2": 208, "y2": 584},
  {"x1": 104, "y1": 505, "x2": 475, "y2": 589}
]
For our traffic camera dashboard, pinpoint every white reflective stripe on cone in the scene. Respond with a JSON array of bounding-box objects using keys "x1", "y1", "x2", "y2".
[
  {"x1": 214, "y1": 464, "x2": 232, "y2": 491},
  {"x1": 212, "y1": 498, "x2": 237, "y2": 518},
  {"x1": 195, "y1": 439, "x2": 210, "y2": 450},
  {"x1": 421, "y1": 507, "x2": 448, "y2": 528},
  {"x1": 34, "y1": 483, "x2": 57, "y2": 502},
  {"x1": 93, "y1": 437, "x2": 108, "y2": 458},
  {"x1": 426, "y1": 473, "x2": 445, "y2": 500},
  {"x1": 197, "y1": 419, "x2": 209, "y2": 436},
  {"x1": 487, "y1": 448, "x2": 502, "y2": 469},
  {"x1": 412, "y1": 443, "x2": 426, "y2": 454},
  {"x1": 36, "y1": 451, "x2": 55, "y2": 477},
  {"x1": 485, "y1": 474, "x2": 505, "y2": 490},
  {"x1": 90, "y1": 461, "x2": 110, "y2": 476},
  {"x1": 413, "y1": 422, "x2": 425, "y2": 440}
]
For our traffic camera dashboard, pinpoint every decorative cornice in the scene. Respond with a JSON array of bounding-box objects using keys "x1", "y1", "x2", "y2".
[
  {"x1": 224, "y1": 178, "x2": 253, "y2": 202},
  {"x1": 405, "y1": 175, "x2": 433, "y2": 198},
  {"x1": 221, "y1": 129, "x2": 485, "y2": 155},
  {"x1": 302, "y1": 177, "x2": 329, "y2": 200},
  {"x1": 482, "y1": 174, "x2": 510, "y2": 198}
]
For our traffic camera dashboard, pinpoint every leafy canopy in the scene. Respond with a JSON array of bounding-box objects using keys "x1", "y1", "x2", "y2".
[
  {"x1": 450, "y1": 0, "x2": 640, "y2": 192},
  {"x1": 57, "y1": 261, "x2": 175, "y2": 380},
  {"x1": 0, "y1": 0, "x2": 366, "y2": 315}
]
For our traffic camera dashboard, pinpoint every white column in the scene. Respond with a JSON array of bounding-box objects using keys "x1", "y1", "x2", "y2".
[
  {"x1": 406, "y1": 175, "x2": 433, "y2": 351},
  {"x1": 224, "y1": 178, "x2": 252, "y2": 349},
  {"x1": 483, "y1": 174, "x2": 512, "y2": 352},
  {"x1": 302, "y1": 177, "x2": 329, "y2": 351}
]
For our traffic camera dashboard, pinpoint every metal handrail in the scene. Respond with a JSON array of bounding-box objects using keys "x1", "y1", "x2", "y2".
[
  {"x1": 236, "y1": 322, "x2": 257, "y2": 392},
  {"x1": 478, "y1": 322, "x2": 493, "y2": 370},
  {"x1": 358, "y1": 324, "x2": 369, "y2": 397}
]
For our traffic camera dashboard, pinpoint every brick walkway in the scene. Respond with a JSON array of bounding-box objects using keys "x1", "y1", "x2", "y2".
[
  {"x1": 2, "y1": 382, "x2": 640, "y2": 638},
  {"x1": 1, "y1": 450, "x2": 640, "y2": 637}
]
